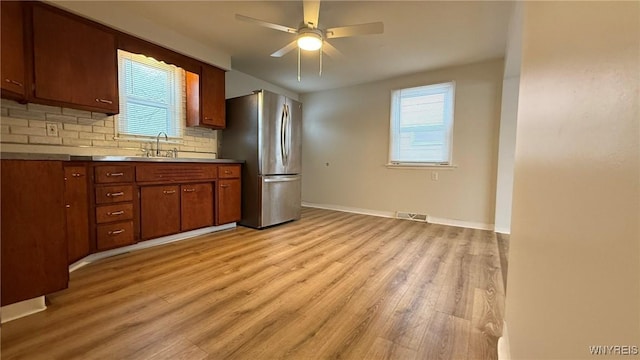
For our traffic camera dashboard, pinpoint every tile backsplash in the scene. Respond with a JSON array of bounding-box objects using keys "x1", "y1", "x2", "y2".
[{"x1": 0, "y1": 99, "x2": 218, "y2": 158}]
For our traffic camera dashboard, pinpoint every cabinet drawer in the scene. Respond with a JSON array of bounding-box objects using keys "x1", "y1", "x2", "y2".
[
  {"x1": 95, "y1": 185, "x2": 134, "y2": 204},
  {"x1": 95, "y1": 166, "x2": 134, "y2": 184},
  {"x1": 96, "y1": 203, "x2": 134, "y2": 224},
  {"x1": 96, "y1": 221, "x2": 134, "y2": 250},
  {"x1": 218, "y1": 165, "x2": 241, "y2": 179},
  {"x1": 136, "y1": 164, "x2": 217, "y2": 182}
]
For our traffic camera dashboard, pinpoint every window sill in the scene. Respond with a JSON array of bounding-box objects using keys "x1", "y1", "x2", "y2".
[{"x1": 385, "y1": 163, "x2": 457, "y2": 170}]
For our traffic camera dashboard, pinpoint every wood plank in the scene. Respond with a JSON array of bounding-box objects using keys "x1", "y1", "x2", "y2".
[{"x1": 0, "y1": 208, "x2": 506, "y2": 359}]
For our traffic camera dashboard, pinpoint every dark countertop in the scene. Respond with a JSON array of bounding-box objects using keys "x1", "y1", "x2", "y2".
[
  {"x1": 1, "y1": 153, "x2": 243, "y2": 163},
  {"x1": 71, "y1": 155, "x2": 243, "y2": 164}
]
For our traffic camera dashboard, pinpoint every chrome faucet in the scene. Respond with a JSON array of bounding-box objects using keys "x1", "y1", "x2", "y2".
[{"x1": 156, "y1": 132, "x2": 168, "y2": 156}]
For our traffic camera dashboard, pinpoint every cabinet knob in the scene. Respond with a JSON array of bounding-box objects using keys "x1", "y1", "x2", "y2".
[
  {"x1": 107, "y1": 210, "x2": 125, "y2": 216},
  {"x1": 108, "y1": 229, "x2": 125, "y2": 236},
  {"x1": 163, "y1": 190, "x2": 176, "y2": 195},
  {"x1": 95, "y1": 98, "x2": 113, "y2": 104},
  {"x1": 183, "y1": 188, "x2": 196, "y2": 193},
  {"x1": 106, "y1": 191, "x2": 124, "y2": 197},
  {"x1": 106, "y1": 172, "x2": 124, "y2": 177},
  {"x1": 220, "y1": 184, "x2": 230, "y2": 188},
  {"x1": 72, "y1": 173, "x2": 84, "y2": 177}
]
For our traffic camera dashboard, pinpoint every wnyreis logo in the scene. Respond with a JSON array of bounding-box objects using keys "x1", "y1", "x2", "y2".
[{"x1": 589, "y1": 345, "x2": 639, "y2": 356}]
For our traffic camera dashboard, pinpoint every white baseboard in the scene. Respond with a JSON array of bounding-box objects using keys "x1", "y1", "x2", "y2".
[
  {"x1": 302, "y1": 202, "x2": 494, "y2": 231},
  {"x1": 498, "y1": 320, "x2": 511, "y2": 360},
  {"x1": 427, "y1": 216, "x2": 494, "y2": 231},
  {"x1": 494, "y1": 226, "x2": 511, "y2": 234},
  {"x1": 302, "y1": 202, "x2": 396, "y2": 219},
  {"x1": 70, "y1": 223, "x2": 236, "y2": 272},
  {"x1": 1, "y1": 297, "x2": 46, "y2": 323}
]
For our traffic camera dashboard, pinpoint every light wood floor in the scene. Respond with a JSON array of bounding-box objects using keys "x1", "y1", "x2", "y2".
[{"x1": 1, "y1": 208, "x2": 505, "y2": 359}]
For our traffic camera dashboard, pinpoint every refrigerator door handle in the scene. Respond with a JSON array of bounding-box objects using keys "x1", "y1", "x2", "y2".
[
  {"x1": 264, "y1": 176, "x2": 299, "y2": 183},
  {"x1": 284, "y1": 104, "x2": 290, "y2": 166},
  {"x1": 280, "y1": 103, "x2": 287, "y2": 166}
]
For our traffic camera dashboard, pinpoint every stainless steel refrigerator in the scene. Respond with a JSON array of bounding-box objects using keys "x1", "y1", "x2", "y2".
[{"x1": 220, "y1": 90, "x2": 302, "y2": 229}]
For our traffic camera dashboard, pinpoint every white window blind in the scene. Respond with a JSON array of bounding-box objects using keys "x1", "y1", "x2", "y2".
[
  {"x1": 389, "y1": 82, "x2": 455, "y2": 165},
  {"x1": 116, "y1": 49, "x2": 184, "y2": 138}
]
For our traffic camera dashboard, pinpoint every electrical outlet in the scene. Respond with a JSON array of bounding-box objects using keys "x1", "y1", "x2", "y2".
[
  {"x1": 46, "y1": 123, "x2": 59, "y2": 137},
  {"x1": 431, "y1": 171, "x2": 439, "y2": 181}
]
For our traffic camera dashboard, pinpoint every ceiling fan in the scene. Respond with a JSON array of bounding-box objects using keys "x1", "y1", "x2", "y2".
[{"x1": 236, "y1": 0, "x2": 384, "y2": 81}]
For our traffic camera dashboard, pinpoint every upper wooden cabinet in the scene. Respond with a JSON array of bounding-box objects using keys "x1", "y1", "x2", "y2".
[
  {"x1": 0, "y1": 2, "x2": 226, "y2": 119},
  {"x1": 31, "y1": 4, "x2": 119, "y2": 114},
  {"x1": 201, "y1": 64, "x2": 226, "y2": 128},
  {"x1": 186, "y1": 64, "x2": 226, "y2": 129},
  {"x1": 1, "y1": 1, "x2": 27, "y2": 101}
]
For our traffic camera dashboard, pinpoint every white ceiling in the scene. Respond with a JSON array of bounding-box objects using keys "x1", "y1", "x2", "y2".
[{"x1": 55, "y1": 1, "x2": 513, "y2": 95}]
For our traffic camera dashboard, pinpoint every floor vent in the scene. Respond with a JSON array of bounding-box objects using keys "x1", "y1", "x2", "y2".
[{"x1": 396, "y1": 212, "x2": 428, "y2": 222}]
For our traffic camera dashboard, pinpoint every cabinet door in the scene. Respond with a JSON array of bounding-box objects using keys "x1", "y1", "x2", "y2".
[
  {"x1": 181, "y1": 183, "x2": 214, "y2": 231},
  {"x1": 217, "y1": 179, "x2": 241, "y2": 225},
  {"x1": 32, "y1": 4, "x2": 118, "y2": 113},
  {"x1": 201, "y1": 64, "x2": 225, "y2": 128},
  {"x1": 64, "y1": 166, "x2": 90, "y2": 264},
  {"x1": 0, "y1": 1, "x2": 26, "y2": 100},
  {"x1": 1, "y1": 160, "x2": 68, "y2": 306},
  {"x1": 140, "y1": 185, "x2": 180, "y2": 240}
]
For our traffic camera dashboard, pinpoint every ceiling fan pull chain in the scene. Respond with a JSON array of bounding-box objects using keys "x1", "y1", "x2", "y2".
[
  {"x1": 297, "y1": 47, "x2": 301, "y2": 82},
  {"x1": 319, "y1": 42, "x2": 323, "y2": 77}
]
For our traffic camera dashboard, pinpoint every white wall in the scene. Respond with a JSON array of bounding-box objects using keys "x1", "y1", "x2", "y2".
[
  {"x1": 225, "y1": 70, "x2": 299, "y2": 100},
  {"x1": 506, "y1": 2, "x2": 640, "y2": 358},
  {"x1": 494, "y1": 3, "x2": 523, "y2": 234},
  {"x1": 494, "y1": 78, "x2": 519, "y2": 234},
  {"x1": 301, "y1": 59, "x2": 503, "y2": 227}
]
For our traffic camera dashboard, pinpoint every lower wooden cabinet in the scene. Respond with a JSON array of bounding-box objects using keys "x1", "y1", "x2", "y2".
[
  {"x1": 1, "y1": 160, "x2": 68, "y2": 306},
  {"x1": 217, "y1": 179, "x2": 241, "y2": 225},
  {"x1": 181, "y1": 183, "x2": 214, "y2": 231},
  {"x1": 64, "y1": 165, "x2": 90, "y2": 264},
  {"x1": 140, "y1": 185, "x2": 180, "y2": 240}
]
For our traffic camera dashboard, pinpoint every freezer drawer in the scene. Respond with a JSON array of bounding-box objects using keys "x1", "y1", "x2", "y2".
[{"x1": 260, "y1": 175, "x2": 301, "y2": 228}]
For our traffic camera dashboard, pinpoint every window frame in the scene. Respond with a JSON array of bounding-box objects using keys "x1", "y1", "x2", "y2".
[
  {"x1": 115, "y1": 49, "x2": 185, "y2": 140},
  {"x1": 388, "y1": 81, "x2": 456, "y2": 167}
]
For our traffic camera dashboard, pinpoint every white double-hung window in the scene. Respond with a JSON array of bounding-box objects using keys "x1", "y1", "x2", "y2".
[
  {"x1": 389, "y1": 81, "x2": 455, "y2": 165},
  {"x1": 116, "y1": 49, "x2": 184, "y2": 139}
]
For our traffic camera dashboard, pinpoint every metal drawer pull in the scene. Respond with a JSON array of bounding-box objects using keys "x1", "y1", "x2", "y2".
[
  {"x1": 224, "y1": 170, "x2": 231, "y2": 174},
  {"x1": 95, "y1": 98, "x2": 113, "y2": 104},
  {"x1": 5, "y1": 79, "x2": 23, "y2": 87},
  {"x1": 107, "y1": 210, "x2": 125, "y2": 216},
  {"x1": 183, "y1": 188, "x2": 196, "y2": 192},
  {"x1": 107, "y1": 172, "x2": 124, "y2": 177},
  {"x1": 108, "y1": 229, "x2": 125, "y2": 236},
  {"x1": 106, "y1": 191, "x2": 124, "y2": 197},
  {"x1": 220, "y1": 184, "x2": 230, "y2": 188},
  {"x1": 72, "y1": 173, "x2": 84, "y2": 177},
  {"x1": 163, "y1": 190, "x2": 176, "y2": 194}
]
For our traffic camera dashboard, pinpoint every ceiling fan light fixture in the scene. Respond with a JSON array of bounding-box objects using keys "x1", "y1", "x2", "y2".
[{"x1": 297, "y1": 31, "x2": 322, "y2": 51}]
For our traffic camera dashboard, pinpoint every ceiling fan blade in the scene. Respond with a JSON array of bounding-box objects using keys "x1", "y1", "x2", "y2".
[
  {"x1": 326, "y1": 22, "x2": 384, "y2": 39},
  {"x1": 235, "y1": 14, "x2": 298, "y2": 34},
  {"x1": 322, "y1": 41, "x2": 343, "y2": 59},
  {"x1": 303, "y1": 0, "x2": 321, "y2": 28},
  {"x1": 271, "y1": 40, "x2": 298, "y2": 57}
]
